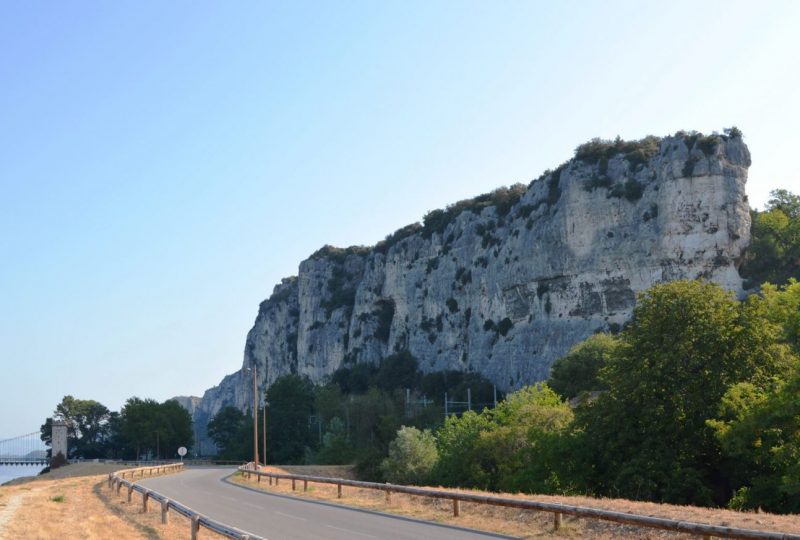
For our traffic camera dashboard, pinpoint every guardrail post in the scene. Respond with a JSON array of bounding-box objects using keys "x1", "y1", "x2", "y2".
[
  {"x1": 292, "y1": 478, "x2": 296, "y2": 491},
  {"x1": 385, "y1": 489, "x2": 391, "y2": 504},
  {"x1": 116, "y1": 479, "x2": 122, "y2": 495},
  {"x1": 553, "y1": 512, "x2": 562, "y2": 530},
  {"x1": 453, "y1": 499, "x2": 460, "y2": 517},
  {"x1": 127, "y1": 485, "x2": 133, "y2": 502},
  {"x1": 257, "y1": 473, "x2": 260, "y2": 483},
  {"x1": 191, "y1": 515, "x2": 200, "y2": 540},
  {"x1": 276, "y1": 477, "x2": 279, "y2": 486},
  {"x1": 337, "y1": 483, "x2": 342, "y2": 498},
  {"x1": 303, "y1": 480, "x2": 308, "y2": 492},
  {"x1": 269, "y1": 476, "x2": 272, "y2": 486},
  {"x1": 161, "y1": 499, "x2": 170, "y2": 524},
  {"x1": 108, "y1": 474, "x2": 112, "y2": 489},
  {"x1": 142, "y1": 491, "x2": 149, "y2": 513}
]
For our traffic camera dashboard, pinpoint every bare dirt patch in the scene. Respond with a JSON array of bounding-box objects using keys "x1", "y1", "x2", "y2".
[{"x1": 232, "y1": 466, "x2": 800, "y2": 539}]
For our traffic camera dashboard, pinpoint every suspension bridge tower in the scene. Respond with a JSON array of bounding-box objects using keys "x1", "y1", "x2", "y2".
[{"x1": 51, "y1": 419, "x2": 68, "y2": 468}]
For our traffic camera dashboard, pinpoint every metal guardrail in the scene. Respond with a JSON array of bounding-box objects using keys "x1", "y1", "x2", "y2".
[
  {"x1": 109, "y1": 463, "x2": 264, "y2": 540},
  {"x1": 238, "y1": 463, "x2": 800, "y2": 540}
]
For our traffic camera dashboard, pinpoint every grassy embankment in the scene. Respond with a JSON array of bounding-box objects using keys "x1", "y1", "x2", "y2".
[
  {"x1": 233, "y1": 465, "x2": 800, "y2": 539},
  {"x1": 0, "y1": 463, "x2": 224, "y2": 540}
]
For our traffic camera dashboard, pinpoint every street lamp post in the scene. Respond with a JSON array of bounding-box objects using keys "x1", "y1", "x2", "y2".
[{"x1": 262, "y1": 400, "x2": 267, "y2": 466}]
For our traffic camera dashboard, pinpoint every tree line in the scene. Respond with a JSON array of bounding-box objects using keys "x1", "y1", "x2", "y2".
[
  {"x1": 40, "y1": 396, "x2": 194, "y2": 461},
  {"x1": 207, "y1": 189, "x2": 800, "y2": 514}
]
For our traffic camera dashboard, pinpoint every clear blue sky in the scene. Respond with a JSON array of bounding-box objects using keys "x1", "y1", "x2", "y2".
[{"x1": 2, "y1": 1, "x2": 798, "y2": 437}]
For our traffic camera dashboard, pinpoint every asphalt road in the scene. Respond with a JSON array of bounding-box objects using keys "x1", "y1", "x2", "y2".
[{"x1": 139, "y1": 467, "x2": 515, "y2": 540}]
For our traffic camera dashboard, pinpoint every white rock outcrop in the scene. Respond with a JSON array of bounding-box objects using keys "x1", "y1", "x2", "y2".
[{"x1": 183, "y1": 131, "x2": 752, "y2": 436}]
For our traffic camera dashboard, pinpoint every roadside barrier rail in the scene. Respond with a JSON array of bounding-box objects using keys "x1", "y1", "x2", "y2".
[
  {"x1": 238, "y1": 463, "x2": 800, "y2": 540},
  {"x1": 109, "y1": 463, "x2": 264, "y2": 540}
]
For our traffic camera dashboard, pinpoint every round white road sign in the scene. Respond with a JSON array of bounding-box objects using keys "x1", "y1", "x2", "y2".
[{"x1": 178, "y1": 446, "x2": 187, "y2": 457}]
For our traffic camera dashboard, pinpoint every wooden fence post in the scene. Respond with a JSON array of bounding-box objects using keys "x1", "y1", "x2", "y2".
[
  {"x1": 142, "y1": 491, "x2": 149, "y2": 513},
  {"x1": 337, "y1": 483, "x2": 342, "y2": 498},
  {"x1": 127, "y1": 485, "x2": 133, "y2": 502},
  {"x1": 303, "y1": 480, "x2": 308, "y2": 492},
  {"x1": 269, "y1": 476, "x2": 272, "y2": 486},
  {"x1": 116, "y1": 479, "x2": 122, "y2": 495},
  {"x1": 385, "y1": 489, "x2": 391, "y2": 504},
  {"x1": 161, "y1": 499, "x2": 170, "y2": 524},
  {"x1": 292, "y1": 478, "x2": 296, "y2": 491},
  {"x1": 453, "y1": 499, "x2": 460, "y2": 517},
  {"x1": 554, "y1": 512, "x2": 562, "y2": 530},
  {"x1": 191, "y1": 515, "x2": 200, "y2": 540}
]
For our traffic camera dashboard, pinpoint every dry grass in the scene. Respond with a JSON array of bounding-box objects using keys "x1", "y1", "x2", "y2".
[
  {"x1": 0, "y1": 463, "x2": 224, "y2": 540},
  {"x1": 233, "y1": 465, "x2": 800, "y2": 539}
]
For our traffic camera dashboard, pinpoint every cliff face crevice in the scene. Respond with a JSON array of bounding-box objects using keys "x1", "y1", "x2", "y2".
[{"x1": 188, "y1": 130, "x2": 751, "y2": 426}]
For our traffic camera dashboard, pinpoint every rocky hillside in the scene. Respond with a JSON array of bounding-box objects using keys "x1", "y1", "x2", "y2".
[{"x1": 186, "y1": 129, "x2": 752, "y2": 431}]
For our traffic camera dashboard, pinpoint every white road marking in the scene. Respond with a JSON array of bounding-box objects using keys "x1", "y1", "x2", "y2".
[
  {"x1": 243, "y1": 502, "x2": 261, "y2": 509},
  {"x1": 275, "y1": 511, "x2": 307, "y2": 521},
  {"x1": 325, "y1": 525, "x2": 377, "y2": 538}
]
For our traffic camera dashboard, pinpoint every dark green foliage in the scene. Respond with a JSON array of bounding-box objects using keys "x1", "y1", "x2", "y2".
[
  {"x1": 39, "y1": 396, "x2": 112, "y2": 459},
  {"x1": 207, "y1": 406, "x2": 251, "y2": 460},
  {"x1": 697, "y1": 134, "x2": 722, "y2": 155},
  {"x1": 578, "y1": 281, "x2": 792, "y2": 506},
  {"x1": 548, "y1": 334, "x2": 618, "y2": 399},
  {"x1": 496, "y1": 317, "x2": 513, "y2": 336},
  {"x1": 483, "y1": 319, "x2": 495, "y2": 331},
  {"x1": 374, "y1": 223, "x2": 424, "y2": 254},
  {"x1": 683, "y1": 155, "x2": 700, "y2": 177},
  {"x1": 583, "y1": 175, "x2": 613, "y2": 192},
  {"x1": 713, "y1": 361, "x2": 800, "y2": 513},
  {"x1": 375, "y1": 351, "x2": 419, "y2": 391},
  {"x1": 373, "y1": 299, "x2": 395, "y2": 343},
  {"x1": 740, "y1": 189, "x2": 800, "y2": 286},
  {"x1": 454, "y1": 267, "x2": 472, "y2": 286},
  {"x1": 309, "y1": 244, "x2": 370, "y2": 263},
  {"x1": 574, "y1": 135, "x2": 661, "y2": 167},
  {"x1": 259, "y1": 279, "x2": 296, "y2": 314},
  {"x1": 425, "y1": 257, "x2": 439, "y2": 274},
  {"x1": 266, "y1": 375, "x2": 316, "y2": 464},
  {"x1": 622, "y1": 179, "x2": 644, "y2": 201},
  {"x1": 446, "y1": 297, "x2": 459, "y2": 313},
  {"x1": 331, "y1": 362, "x2": 377, "y2": 394},
  {"x1": 421, "y1": 185, "x2": 527, "y2": 239},
  {"x1": 117, "y1": 397, "x2": 194, "y2": 460},
  {"x1": 322, "y1": 266, "x2": 357, "y2": 317},
  {"x1": 546, "y1": 167, "x2": 563, "y2": 205}
]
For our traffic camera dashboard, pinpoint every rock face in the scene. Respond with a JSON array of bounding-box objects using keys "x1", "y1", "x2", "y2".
[{"x1": 184, "y1": 130, "x2": 752, "y2": 434}]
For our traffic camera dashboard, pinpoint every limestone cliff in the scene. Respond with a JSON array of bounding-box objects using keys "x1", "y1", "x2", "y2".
[{"x1": 185, "y1": 130, "x2": 752, "y2": 430}]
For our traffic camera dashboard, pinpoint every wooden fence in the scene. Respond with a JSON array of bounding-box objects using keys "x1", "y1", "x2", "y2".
[
  {"x1": 238, "y1": 463, "x2": 800, "y2": 540},
  {"x1": 109, "y1": 463, "x2": 264, "y2": 540}
]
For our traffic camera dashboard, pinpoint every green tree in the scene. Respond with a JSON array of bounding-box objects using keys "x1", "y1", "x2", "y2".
[
  {"x1": 207, "y1": 406, "x2": 251, "y2": 460},
  {"x1": 266, "y1": 375, "x2": 315, "y2": 464},
  {"x1": 313, "y1": 417, "x2": 355, "y2": 465},
  {"x1": 761, "y1": 279, "x2": 800, "y2": 353},
  {"x1": 381, "y1": 426, "x2": 438, "y2": 484},
  {"x1": 579, "y1": 281, "x2": 791, "y2": 505},
  {"x1": 549, "y1": 334, "x2": 618, "y2": 399},
  {"x1": 741, "y1": 189, "x2": 800, "y2": 286},
  {"x1": 713, "y1": 367, "x2": 800, "y2": 513},
  {"x1": 40, "y1": 396, "x2": 112, "y2": 459},
  {"x1": 119, "y1": 397, "x2": 194, "y2": 460}
]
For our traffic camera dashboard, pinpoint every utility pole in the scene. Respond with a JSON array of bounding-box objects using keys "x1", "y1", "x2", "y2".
[
  {"x1": 262, "y1": 402, "x2": 267, "y2": 466},
  {"x1": 247, "y1": 366, "x2": 259, "y2": 469},
  {"x1": 467, "y1": 388, "x2": 472, "y2": 411}
]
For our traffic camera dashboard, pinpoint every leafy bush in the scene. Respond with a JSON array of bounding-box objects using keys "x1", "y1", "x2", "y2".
[
  {"x1": 381, "y1": 426, "x2": 439, "y2": 484},
  {"x1": 548, "y1": 334, "x2": 618, "y2": 399},
  {"x1": 575, "y1": 135, "x2": 661, "y2": 167}
]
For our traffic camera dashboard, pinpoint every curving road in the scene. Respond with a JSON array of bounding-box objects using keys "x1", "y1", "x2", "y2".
[{"x1": 139, "y1": 467, "x2": 515, "y2": 540}]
